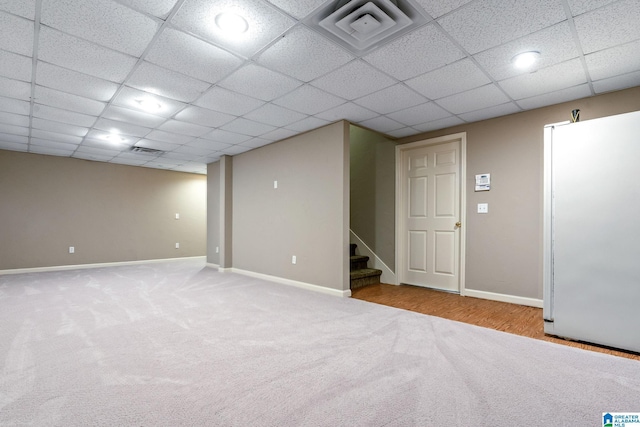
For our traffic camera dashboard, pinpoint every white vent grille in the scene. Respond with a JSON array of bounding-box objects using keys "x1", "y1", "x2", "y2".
[
  {"x1": 131, "y1": 146, "x2": 165, "y2": 155},
  {"x1": 306, "y1": 0, "x2": 429, "y2": 55}
]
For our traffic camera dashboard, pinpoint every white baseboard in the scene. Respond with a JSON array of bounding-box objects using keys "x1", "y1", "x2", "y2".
[
  {"x1": 350, "y1": 230, "x2": 396, "y2": 284},
  {"x1": 230, "y1": 268, "x2": 351, "y2": 298},
  {"x1": 463, "y1": 288, "x2": 543, "y2": 308},
  {"x1": 0, "y1": 256, "x2": 207, "y2": 276}
]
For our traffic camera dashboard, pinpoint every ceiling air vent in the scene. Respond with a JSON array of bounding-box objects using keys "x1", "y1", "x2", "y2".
[
  {"x1": 305, "y1": 0, "x2": 429, "y2": 55},
  {"x1": 131, "y1": 146, "x2": 165, "y2": 155}
]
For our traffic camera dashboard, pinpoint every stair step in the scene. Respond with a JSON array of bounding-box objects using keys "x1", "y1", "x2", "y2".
[
  {"x1": 350, "y1": 255, "x2": 369, "y2": 271},
  {"x1": 350, "y1": 268, "x2": 382, "y2": 290}
]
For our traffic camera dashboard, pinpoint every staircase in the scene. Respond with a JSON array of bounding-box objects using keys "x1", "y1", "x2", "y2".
[{"x1": 350, "y1": 243, "x2": 382, "y2": 289}]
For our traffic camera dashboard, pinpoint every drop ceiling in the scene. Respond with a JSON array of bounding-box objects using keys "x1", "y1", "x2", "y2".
[{"x1": 0, "y1": 0, "x2": 639, "y2": 174}]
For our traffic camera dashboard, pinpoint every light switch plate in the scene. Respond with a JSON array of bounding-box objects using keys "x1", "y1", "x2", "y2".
[{"x1": 477, "y1": 203, "x2": 488, "y2": 214}]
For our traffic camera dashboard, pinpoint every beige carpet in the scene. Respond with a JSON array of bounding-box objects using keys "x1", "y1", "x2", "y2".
[{"x1": 1, "y1": 259, "x2": 638, "y2": 426}]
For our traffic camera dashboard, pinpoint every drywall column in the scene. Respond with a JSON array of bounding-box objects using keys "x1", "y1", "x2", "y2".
[
  {"x1": 206, "y1": 161, "x2": 220, "y2": 266},
  {"x1": 219, "y1": 155, "x2": 233, "y2": 269}
]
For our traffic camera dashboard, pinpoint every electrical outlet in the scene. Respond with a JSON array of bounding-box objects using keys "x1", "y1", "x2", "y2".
[
  {"x1": 477, "y1": 203, "x2": 489, "y2": 214},
  {"x1": 274, "y1": 180, "x2": 278, "y2": 189},
  {"x1": 216, "y1": 246, "x2": 219, "y2": 253},
  {"x1": 175, "y1": 213, "x2": 180, "y2": 220},
  {"x1": 175, "y1": 243, "x2": 180, "y2": 249},
  {"x1": 69, "y1": 246, "x2": 75, "y2": 254},
  {"x1": 292, "y1": 255, "x2": 296, "y2": 265}
]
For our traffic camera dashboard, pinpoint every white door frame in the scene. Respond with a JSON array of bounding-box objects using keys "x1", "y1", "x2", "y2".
[{"x1": 395, "y1": 132, "x2": 467, "y2": 295}]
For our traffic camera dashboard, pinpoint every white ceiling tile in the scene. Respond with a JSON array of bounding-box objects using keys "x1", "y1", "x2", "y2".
[
  {"x1": 285, "y1": 116, "x2": 330, "y2": 132},
  {"x1": 101, "y1": 105, "x2": 166, "y2": 128},
  {"x1": 158, "y1": 120, "x2": 212, "y2": 137},
  {"x1": 315, "y1": 102, "x2": 378, "y2": 122},
  {"x1": 0, "y1": 111, "x2": 29, "y2": 127},
  {"x1": 144, "y1": 160, "x2": 185, "y2": 170},
  {"x1": 171, "y1": 0, "x2": 295, "y2": 58},
  {"x1": 357, "y1": 116, "x2": 405, "y2": 133},
  {"x1": 111, "y1": 87, "x2": 187, "y2": 118},
  {"x1": 354, "y1": 84, "x2": 427, "y2": 115},
  {"x1": 256, "y1": 26, "x2": 354, "y2": 82},
  {"x1": 127, "y1": 62, "x2": 211, "y2": 103},
  {"x1": 146, "y1": 28, "x2": 243, "y2": 84},
  {"x1": 0, "y1": 76, "x2": 31, "y2": 100},
  {"x1": 0, "y1": 11, "x2": 33, "y2": 56},
  {"x1": 387, "y1": 102, "x2": 452, "y2": 126},
  {"x1": 32, "y1": 117, "x2": 88, "y2": 137},
  {"x1": 413, "y1": 0, "x2": 473, "y2": 18},
  {"x1": 0, "y1": 96, "x2": 30, "y2": 115},
  {"x1": 438, "y1": 0, "x2": 565, "y2": 54},
  {"x1": 413, "y1": 116, "x2": 465, "y2": 132},
  {"x1": 202, "y1": 129, "x2": 252, "y2": 144},
  {"x1": 473, "y1": 23, "x2": 580, "y2": 82},
  {"x1": 220, "y1": 118, "x2": 276, "y2": 137},
  {"x1": 265, "y1": 0, "x2": 326, "y2": 19},
  {"x1": 387, "y1": 127, "x2": 419, "y2": 138},
  {"x1": 174, "y1": 106, "x2": 236, "y2": 128},
  {"x1": 458, "y1": 102, "x2": 521, "y2": 122},
  {"x1": 219, "y1": 64, "x2": 302, "y2": 101},
  {"x1": 144, "y1": 130, "x2": 194, "y2": 145},
  {"x1": 36, "y1": 62, "x2": 118, "y2": 102},
  {"x1": 585, "y1": 40, "x2": 640, "y2": 81},
  {"x1": 499, "y1": 59, "x2": 587, "y2": 100},
  {"x1": 363, "y1": 24, "x2": 465, "y2": 80},
  {"x1": 30, "y1": 139, "x2": 79, "y2": 152},
  {"x1": 82, "y1": 135, "x2": 136, "y2": 150},
  {"x1": 116, "y1": 0, "x2": 179, "y2": 19},
  {"x1": 196, "y1": 86, "x2": 265, "y2": 116},
  {"x1": 35, "y1": 86, "x2": 106, "y2": 116},
  {"x1": 0, "y1": 139, "x2": 28, "y2": 151},
  {"x1": 575, "y1": 0, "x2": 640, "y2": 54},
  {"x1": 0, "y1": 123, "x2": 28, "y2": 136},
  {"x1": 31, "y1": 129, "x2": 84, "y2": 145},
  {"x1": 592, "y1": 70, "x2": 640, "y2": 94},
  {"x1": 436, "y1": 84, "x2": 510, "y2": 114},
  {"x1": 41, "y1": 0, "x2": 159, "y2": 56},
  {"x1": 74, "y1": 146, "x2": 120, "y2": 158},
  {"x1": 0, "y1": 132, "x2": 28, "y2": 144},
  {"x1": 93, "y1": 118, "x2": 151, "y2": 138},
  {"x1": 38, "y1": 27, "x2": 137, "y2": 82},
  {"x1": 33, "y1": 104, "x2": 97, "y2": 128},
  {"x1": 273, "y1": 85, "x2": 345, "y2": 115},
  {"x1": 258, "y1": 128, "x2": 297, "y2": 141},
  {"x1": 161, "y1": 151, "x2": 197, "y2": 161},
  {"x1": 406, "y1": 59, "x2": 491, "y2": 100},
  {"x1": 186, "y1": 138, "x2": 233, "y2": 151},
  {"x1": 31, "y1": 145, "x2": 76, "y2": 157},
  {"x1": 566, "y1": 0, "x2": 618, "y2": 15},
  {"x1": 244, "y1": 103, "x2": 307, "y2": 127},
  {"x1": 311, "y1": 60, "x2": 397, "y2": 100},
  {"x1": 516, "y1": 84, "x2": 592, "y2": 111},
  {"x1": 0, "y1": 0, "x2": 35, "y2": 18},
  {"x1": 0, "y1": 50, "x2": 32, "y2": 82},
  {"x1": 240, "y1": 137, "x2": 273, "y2": 148},
  {"x1": 173, "y1": 144, "x2": 215, "y2": 156},
  {"x1": 221, "y1": 144, "x2": 251, "y2": 155},
  {"x1": 134, "y1": 139, "x2": 181, "y2": 151},
  {"x1": 171, "y1": 162, "x2": 207, "y2": 174}
]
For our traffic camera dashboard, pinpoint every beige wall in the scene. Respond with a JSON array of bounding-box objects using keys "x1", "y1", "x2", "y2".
[
  {"x1": 349, "y1": 125, "x2": 396, "y2": 270},
  {"x1": 206, "y1": 161, "x2": 220, "y2": 266},
  {"x1": 229, "y1": 122, "x2": 350, "y2": 291},
  {"x1": 0, "y1": 150, "x2": 207, "y2": 270},
  {"x1": 397, "y1": 86, "x2": 640, "y2": 300}
]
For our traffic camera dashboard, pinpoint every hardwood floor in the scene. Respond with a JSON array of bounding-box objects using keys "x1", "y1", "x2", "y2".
[{"x1": 352, "y1": 283, "x2": 640, "y2": 361}]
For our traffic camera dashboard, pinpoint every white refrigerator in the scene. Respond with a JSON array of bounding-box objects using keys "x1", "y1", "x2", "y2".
[{"x1": 543, "y1": 110, "x2": 640, "y2": 354}]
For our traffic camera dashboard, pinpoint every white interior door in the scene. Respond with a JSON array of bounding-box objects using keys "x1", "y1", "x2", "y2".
[{"x1": 397, "y1": 134, "x2": 465, "y2": 292}]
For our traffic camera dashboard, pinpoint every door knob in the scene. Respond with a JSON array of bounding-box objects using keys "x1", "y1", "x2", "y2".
[{"x1": 455, "y1": 222, "x2": 462, "y2": 228}]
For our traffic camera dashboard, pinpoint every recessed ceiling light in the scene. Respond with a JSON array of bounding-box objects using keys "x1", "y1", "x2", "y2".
[
  {"x1": 134, "y1": 98, "x2": 162, "y2": 112},
  {"x1": 103, "y1": 131, "x2": 126, "y2": 143},
  {"x1": 215, "y1": 12, "x2": 248, "y2": 34},
  {"x1": 512, "y1": 51, "x2": 541, "y2": 70}
]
